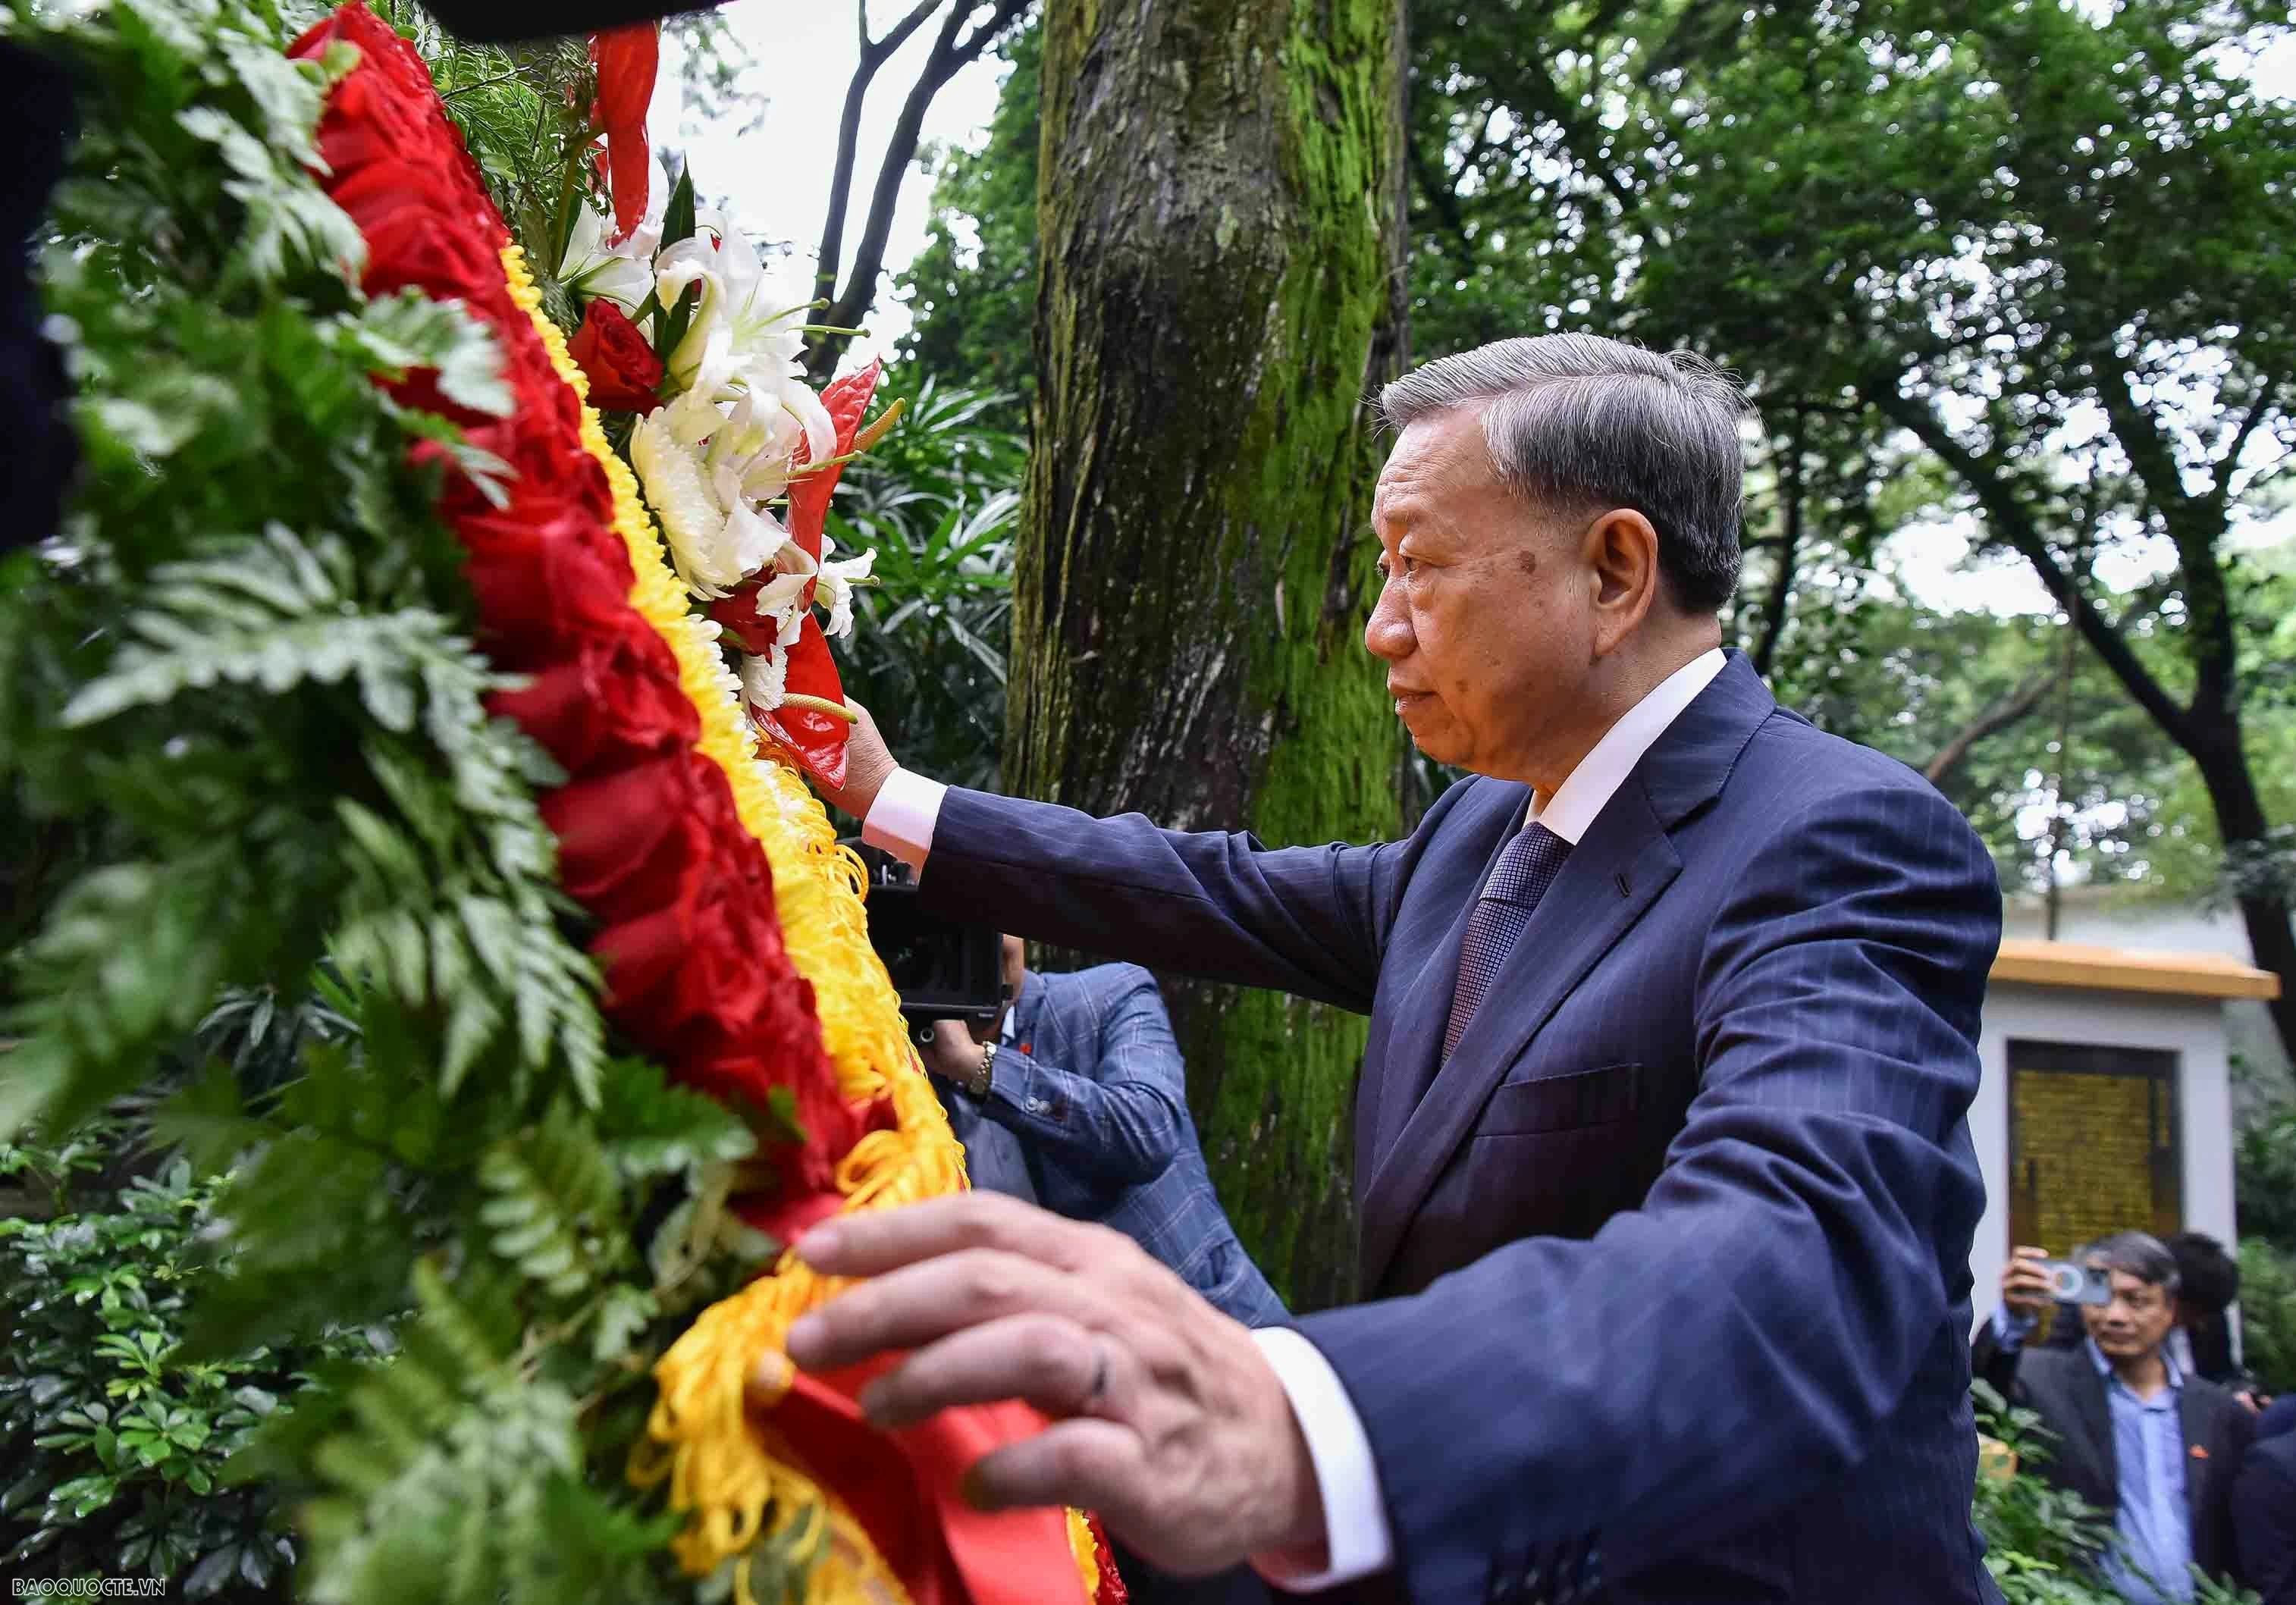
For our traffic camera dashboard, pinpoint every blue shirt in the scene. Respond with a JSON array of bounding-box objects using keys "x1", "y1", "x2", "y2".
[
  {"x1": 2089, "y1": 1336, "x2": 2192, "y2": 1605},
  {"x1": 1988, "y1": 1312, "x2": 2193, "y2": 1603}
]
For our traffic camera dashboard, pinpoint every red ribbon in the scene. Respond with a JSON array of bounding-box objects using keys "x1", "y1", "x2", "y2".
[{"x1": 771, "y1": 1360, "x2": 1090, "y2": 1605}]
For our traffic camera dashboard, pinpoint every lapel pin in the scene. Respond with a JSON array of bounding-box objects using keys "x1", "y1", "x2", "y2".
[{"x1": 2189, "y1": 1444, "x2": 2208, "y2": 1459}]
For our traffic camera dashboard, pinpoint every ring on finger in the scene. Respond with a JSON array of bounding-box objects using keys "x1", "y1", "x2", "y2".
[{"x1": 1081, "y1": 1340, "x2": 1109, "y2": 1411}]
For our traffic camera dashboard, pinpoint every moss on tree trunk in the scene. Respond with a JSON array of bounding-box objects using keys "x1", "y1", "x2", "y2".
[{"x1": 1012, "y1": 0, "x2": 1409, "y2": 1309}]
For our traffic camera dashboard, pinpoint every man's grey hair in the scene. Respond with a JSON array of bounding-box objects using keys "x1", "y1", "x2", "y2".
[
  {"x1": 2081, "y1": 1230, "x2": 2182, "y2": 1295},
  {"x1": 1379, "y1": 334, "x2": 1755, "y2": 613}
]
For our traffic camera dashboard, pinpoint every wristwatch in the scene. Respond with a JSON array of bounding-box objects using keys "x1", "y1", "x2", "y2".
[{"x1": 965, "y1": 1039, "x2": 998, "y2": 1100}]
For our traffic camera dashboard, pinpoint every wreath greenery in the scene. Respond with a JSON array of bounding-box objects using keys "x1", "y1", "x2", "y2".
[{"x1": 1, "y1": 3, "x2": 1113, "y2": 1601}]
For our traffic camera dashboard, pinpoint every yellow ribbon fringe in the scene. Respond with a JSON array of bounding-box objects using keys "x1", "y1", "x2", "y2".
[{"x1": 503, "y1": 249, "x2": 1102, "y2": 1603}]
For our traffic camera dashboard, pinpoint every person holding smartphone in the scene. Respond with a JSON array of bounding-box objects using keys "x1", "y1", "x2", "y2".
[{"x1": 1973, "y1": 1234, "x2": 2257, "y2": 1603}]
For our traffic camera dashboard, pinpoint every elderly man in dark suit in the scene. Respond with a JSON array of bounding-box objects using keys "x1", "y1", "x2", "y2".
[
  {"x1": 923, "y1": 935, "x2": 1287, "y2": 1329},
  {"x1": 1974, "y1": 1233, "x2": 2256, "y2": 1601},
  {"x1": 776, "y1": 334, "x2": 2006, "y2": 1605}
]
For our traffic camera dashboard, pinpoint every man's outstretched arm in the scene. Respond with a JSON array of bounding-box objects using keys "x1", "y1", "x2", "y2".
[{"x1": 837, "y1": 704, "x2": 1448, "y2": 1015}]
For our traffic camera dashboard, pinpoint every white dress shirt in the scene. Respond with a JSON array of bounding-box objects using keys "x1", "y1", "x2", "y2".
[{"x1": 862, "y1": 647, "x2": 1727, "y2": 1587}]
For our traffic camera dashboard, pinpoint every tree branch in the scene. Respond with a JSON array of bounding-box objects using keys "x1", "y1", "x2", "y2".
[
  {"x1": 1510, "y1": 55, "x2": 1640, "y2": 219},
  {"x1": 2209, "y1": 368, "x2": 2285, "y2": 517},
  {"x1": 1749, "y1": 415, "x2": 1804, "y2": 681},
  {"x1": 811, "y1": 0, "x2": 1030, "y2": 381},
  {"x1": 1865, "y1": 378, "x2": 2199, "y2": 750},
  {"x1": 1921, "y1": 576, "x2": 2168, "y2": 788},
  {"x1": 814, "y1": 0, "x2": 946, "y2": 308},
  {"x1": 1924, "y1": 666, "x2": 2060, "y2": 788},
  {"x1": 2097, "y1": 361, "x2": 2238, "y2": 723},
  {"x1": 1408, "y1": 130, "x2": 1477, "y2": 274}
]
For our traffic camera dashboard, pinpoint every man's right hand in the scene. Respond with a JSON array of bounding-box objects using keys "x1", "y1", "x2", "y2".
[
  {"x1": 817, "y1": 698, "x2": 899, "y2": 821},
  {"x1": 2001, "y1": 1246, "x2": 2056, "y2": 1317}
]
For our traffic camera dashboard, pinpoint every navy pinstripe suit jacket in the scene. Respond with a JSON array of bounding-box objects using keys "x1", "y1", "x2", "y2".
[{"x1": 915, "y1": 654, "x2": 2006, "y2": 1605}]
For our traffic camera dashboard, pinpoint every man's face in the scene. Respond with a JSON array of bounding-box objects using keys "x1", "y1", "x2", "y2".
[
  {"x1": 1364, "y1": 406, "x2": 1593, "y2": 782},
  {"x1": 2080, "y1": 1265, "x2": 2178, "y2": 1362}
]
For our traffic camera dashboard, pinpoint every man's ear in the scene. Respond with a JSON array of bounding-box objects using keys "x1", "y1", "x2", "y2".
[{"x1": 1580, "y1": 506, "x2": 1662, "y2": 656}]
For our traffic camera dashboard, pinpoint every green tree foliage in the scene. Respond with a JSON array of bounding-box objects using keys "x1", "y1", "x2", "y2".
[
  {"x1": 2240, "y1": 1234, "x2": 2296, "y2": 1394},
  {"x1": 830, "y1": 381, "x2": 1027, "y2": 795}
]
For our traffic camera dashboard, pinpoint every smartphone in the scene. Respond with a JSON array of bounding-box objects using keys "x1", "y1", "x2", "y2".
[{"x1": 2039, "y1": 1259, "x2": 2113, "y2": 1306}]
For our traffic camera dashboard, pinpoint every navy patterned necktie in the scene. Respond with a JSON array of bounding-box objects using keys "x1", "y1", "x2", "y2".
[{"x1": 1441, "y1": 821, "x2": 1572, "y2": 1061}]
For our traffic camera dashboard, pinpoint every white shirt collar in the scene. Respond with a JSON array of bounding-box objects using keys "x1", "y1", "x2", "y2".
[{"x1": 1528, "y1": 648, "x2": 1727, "y2": 844}]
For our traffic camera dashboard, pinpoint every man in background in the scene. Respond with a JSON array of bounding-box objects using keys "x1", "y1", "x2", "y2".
[
  {"x1": 920, "y1": 934, "x2": 1285, "y2": 1329},
  {"x1": 2033, "y1": 1233, "x2": 2251, "y2": 1393},
  {"x1": 2235, "y1": 1415, "x2": 2296, "y2": 1605},
  {"x1": 1975, "y1": 1233, "x2": 2257, "y2": 1603}
]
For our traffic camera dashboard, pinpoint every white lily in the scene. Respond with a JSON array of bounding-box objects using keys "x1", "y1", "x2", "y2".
[
  {"x1": 751, "y1": 563, "x2": 815, "y2": 623},
  {"x1": 631, "y1": 409, "x2": 786, "y2": 598},
  {"x1": 812, "y1": 536, "x2": 877, "y2": 639},
  {"x1": 654, "y1": 213, "x2": 836, "y2": 466},
  {"x1": 557, "y1": 155, "x2": 669, "y2": 315}
]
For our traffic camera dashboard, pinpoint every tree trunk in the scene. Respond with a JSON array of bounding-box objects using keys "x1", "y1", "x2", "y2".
[
  {"x1": 1013, "y1": 0, "x2": 1410, "y2": 1310},
  {"x1": 2183, "y1": 717, "x2": 2296, "y2": 1058}
]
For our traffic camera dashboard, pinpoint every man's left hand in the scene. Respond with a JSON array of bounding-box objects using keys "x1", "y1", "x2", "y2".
[
  {"x1": 764, "y1": 1192, "x2": 1325, "y2": 1577},
  {"x1": 922, "y1": 1020, "x2": 989, "y2": 1088}
]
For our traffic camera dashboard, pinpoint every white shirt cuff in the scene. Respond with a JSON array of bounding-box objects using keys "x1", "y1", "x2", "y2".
[
  {"x1": 859, "y1": 767, "x2": 948, "y2": 872},
  {"x1": 1247, "y1": 1326, "x2": 1394, "y2": 1591}
]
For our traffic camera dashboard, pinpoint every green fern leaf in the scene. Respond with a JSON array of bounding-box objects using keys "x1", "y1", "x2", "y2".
[
  {"x1": 338, "y1": 290, "x2": 513, "y2": 420},
  {"x1": 596, "y1": 1057, "x2": 757, "y2": 1179},
  {"x1": 476, "y1": 1104, "x2": 623, "y2": 1299}
]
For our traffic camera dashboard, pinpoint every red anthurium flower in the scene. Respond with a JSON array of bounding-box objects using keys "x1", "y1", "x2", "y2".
[
  {"x1": 567, "y1": 299, "x2": 664, "y2": 412},
  {"x1": 590, "y1": 23, "x2": 659, "y2": 243},
  {"x1": 754, "y1": 616, "x2": 853, "y2": 792},
  {"x1": 784, "y1": 359, "x2": 883, "y2": 565},
  {"x1": 714, "y1": 359, "x2": 891, "y2": 792}
]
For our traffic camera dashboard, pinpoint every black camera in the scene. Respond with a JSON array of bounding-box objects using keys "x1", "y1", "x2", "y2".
[{"x1": 844, "y1": 841, "x2": 1009, "y2": 1046}]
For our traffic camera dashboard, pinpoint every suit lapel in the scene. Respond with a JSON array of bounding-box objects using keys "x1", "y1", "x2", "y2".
[
  {"x1": 1357, "y1": 786, "x2": 1680, "y2": 1290},
  {"x1": 2067, "y1": 1361, "x2": 2119, "y2": 1499},
  {"x1": 2178, "y1": 1383, "x2": 2210, "y2": 1527},
  {"x1": 1354, "y1": 654, "x2": 1778, "y2": 1295}
]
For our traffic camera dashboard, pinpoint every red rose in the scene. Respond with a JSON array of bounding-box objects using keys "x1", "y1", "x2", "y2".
[
  {"x1": 456, "y1": 495, "x2": 644, "y2": 658},
  {"x1": 542, "y1": 755, "x2": 717, "y2": 924},
  {"x1": 493, "y1": 633, "x2": 698, "y2": 774},
  {"x1": 568, "y1": 300, "x2": 664, "y2": 414}
]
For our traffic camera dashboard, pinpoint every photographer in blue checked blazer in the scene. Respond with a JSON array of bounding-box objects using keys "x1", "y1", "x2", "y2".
[{"x1": 921, "y1": 935, "x2": 1289, "y2": 1331}]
